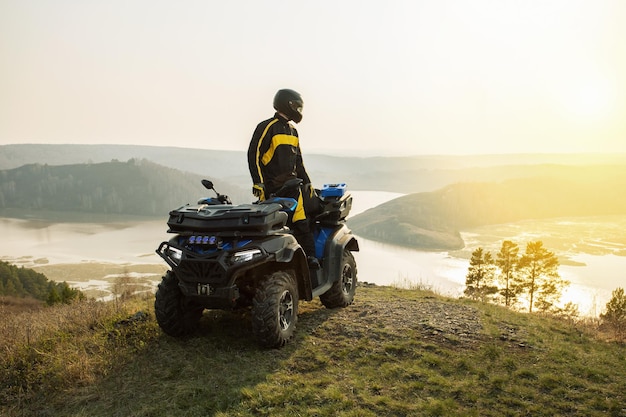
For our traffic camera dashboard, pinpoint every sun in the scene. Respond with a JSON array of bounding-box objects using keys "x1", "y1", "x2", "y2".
[{"x1": 562, "y1": 81, "x2": 614, "y2": 122}]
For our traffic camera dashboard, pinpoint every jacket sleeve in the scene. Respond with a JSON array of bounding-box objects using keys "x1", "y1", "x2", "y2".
[
  {"x1": 247, "y1": 124, "x2": 264, "y2": 185},
  {"x1": 295, "y1": 146, "x2": 311, "y2": 185},
  {"x1": 292, "y1": 127, "x2": 311, "y2": 184}
]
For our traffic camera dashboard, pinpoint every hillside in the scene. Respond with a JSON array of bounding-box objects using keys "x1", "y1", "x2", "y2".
[
  {"x1": 1, "y1": 286, "x2": 624, "y2": 416},
  {"x1": 0, "y1": 159, "x2": 249, "y2": 219},
  {"x1": 4, "y1": 153, "x2": 626, "y2": 251},
  {"x1": 0, "y1": 260, "x2": 82, "y2": 305},
  {"x1": 4, "y1": 144, "x2": 626, "y2": 193},
  {"x1": 348, "y1": 165, "x2": 626, "y2": 250}
]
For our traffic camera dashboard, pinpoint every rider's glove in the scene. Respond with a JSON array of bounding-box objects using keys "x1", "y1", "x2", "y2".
[{"x1": 252, "y1": 183, "x2": 265, "y2": 200}]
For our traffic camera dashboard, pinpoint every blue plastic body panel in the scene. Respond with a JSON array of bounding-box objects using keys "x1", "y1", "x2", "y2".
[{"x1": 321, "y1": 183, "x2": 347, "y2": 198}]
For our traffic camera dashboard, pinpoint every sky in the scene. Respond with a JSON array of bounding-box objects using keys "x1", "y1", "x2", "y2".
[{"x1": 1, "y1": 0, "x2": 625, "y2": 157}]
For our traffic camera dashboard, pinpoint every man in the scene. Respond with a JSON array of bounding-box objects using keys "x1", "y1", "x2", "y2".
[{"x1": 247, "y1": 88, "x2": 318, "y2": 265}]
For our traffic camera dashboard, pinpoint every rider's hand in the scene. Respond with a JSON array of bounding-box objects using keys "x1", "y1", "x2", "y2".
[
  {"x1": 252, "y1": 183, "x2": 265, "y2": 200},
  {"x1": 304, "y1": 183, "x2": 315, "y2": 198}
]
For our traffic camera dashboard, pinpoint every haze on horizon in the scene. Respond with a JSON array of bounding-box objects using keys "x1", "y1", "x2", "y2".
[{"x1": 1, "y1": 0, "x2": 625, "y2": 157}]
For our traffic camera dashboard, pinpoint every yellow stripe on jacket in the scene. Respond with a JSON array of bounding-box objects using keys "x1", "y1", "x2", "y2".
[
  {"x1": 261, "y1": 134, "x2": 299, "y2": 166},
  {"x1": 254, "y1": 119, "x2": 279, "y2": 183}
]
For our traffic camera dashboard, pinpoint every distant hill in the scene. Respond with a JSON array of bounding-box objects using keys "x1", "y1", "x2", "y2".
[
  {"x1": 4, "y1": 146, "x2": 626, "y2": 251},
  {"x1": 3, "y1": 144, "x2": 626, "y2": 193},
  {"x1": 0, "y1": 143, "x2": 250, "y2": 185},
  {"x1": 348, "y1": 165, "x2": 626, "y2": 250},
  {"x1": 0, "y1": 159, "x2": 249, "y2": 219}
]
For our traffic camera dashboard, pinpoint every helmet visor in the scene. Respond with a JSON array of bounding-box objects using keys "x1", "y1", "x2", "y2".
[
  {"x1": 289, "y1": 100, "x2": 303, "y2": 114},
  {"x1": 288, "y1": 100, "x2": 303, "y2": 123}
]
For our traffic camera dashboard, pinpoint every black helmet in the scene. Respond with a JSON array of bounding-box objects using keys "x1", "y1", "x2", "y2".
[{"x1": 273, "y1": 89, "x2": 303, "y2": 123}]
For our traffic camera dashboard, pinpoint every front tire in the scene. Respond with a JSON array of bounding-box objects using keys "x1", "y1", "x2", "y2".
[
  {"x1": 251, "y1": 271, "x2": 299, "y2": 348},
  {"x1": 154, "y1": 271, "x2": 203, "y2": 337},
  {"x1": 320, "y1": 250, "x2": 357, "y2": 308}
]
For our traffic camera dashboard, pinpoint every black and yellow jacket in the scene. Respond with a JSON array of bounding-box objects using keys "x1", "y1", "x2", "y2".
[{"x1": 247, "y1": 113, "x2": 311, "y2": 195}]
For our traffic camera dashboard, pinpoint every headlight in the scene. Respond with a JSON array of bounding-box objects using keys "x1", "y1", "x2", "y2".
[
  {"x1": 167, "y1": 247, "x2": 183, "y2": 265},
  {"x1": 230, "y1": 249, "x2": 263, "y2": 264}
]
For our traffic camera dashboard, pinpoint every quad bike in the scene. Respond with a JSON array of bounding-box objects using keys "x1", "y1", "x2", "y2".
[{"x1": 155, "y1": 178, "x2": 359, "y2": 348}]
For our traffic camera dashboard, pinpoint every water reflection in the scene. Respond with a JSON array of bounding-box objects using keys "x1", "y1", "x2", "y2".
[{"x1": 353, "y1": 237, "x2": 466, "y2": 295}]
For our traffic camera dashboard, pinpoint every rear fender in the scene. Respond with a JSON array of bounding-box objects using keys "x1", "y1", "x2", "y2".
[{"x1": 323, "y1": 224, "x2": 359, "y2": 284}]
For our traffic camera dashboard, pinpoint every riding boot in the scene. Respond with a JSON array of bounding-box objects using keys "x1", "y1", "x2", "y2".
[{"x1": 293, "y1": 220, "x2": 318, "y2": 269}]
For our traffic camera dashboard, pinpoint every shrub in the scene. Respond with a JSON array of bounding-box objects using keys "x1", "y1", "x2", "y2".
[{"x1": 600, "y1": 287, "x2": 626, "y2": 341}]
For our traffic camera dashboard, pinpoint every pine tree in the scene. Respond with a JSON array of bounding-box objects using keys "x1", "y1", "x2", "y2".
[
  {"x1": 46, "y1": 285, "x2": 61, "y2": 305},
  {"x1": 0, "y1": 261, "x2": 26, "y2": 297},
  {"x1": 59, "y1": 282, "x2": 77, "y2": 304},
  {"x1": 464, "y1": 247, "x2": 497, "y2": 302},
  {"x1": 495, "y1": 240, "x2": 521, "y2": 307},
  {"x1": 4, "y1": 273, "x2": 25, "y2": 297},
  {"x1": 518, "y1": 241, "x2": 567, "y2": 313}
]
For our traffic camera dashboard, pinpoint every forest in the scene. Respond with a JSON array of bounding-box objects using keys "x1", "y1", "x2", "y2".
[
  {"x1": 0, "y1": 261, "x2": 82, "y2": 305},
  {"x1": 0, "y1": 159, "x2": 249, "y2": 218}
]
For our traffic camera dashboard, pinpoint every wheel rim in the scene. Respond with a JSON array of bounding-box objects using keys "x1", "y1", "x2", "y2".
[
  {"x1": 278, "y1": 289, "x2": 294, "y2": 331},
  {"x1": 341, "y1": 263, "x2": 354, "y2": 295}
]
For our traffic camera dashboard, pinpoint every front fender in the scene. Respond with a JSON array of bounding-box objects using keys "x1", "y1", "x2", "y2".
[{"x1": 258, "y1": 233, "x2": 312, "y2": 301}]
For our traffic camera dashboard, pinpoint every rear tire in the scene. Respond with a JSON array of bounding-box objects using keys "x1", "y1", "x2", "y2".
[
  {"x1": 154, "y1": 271, "x2": 203, "y2": 337},
  {"x1": 251, "y1": 271, "x2": 299, "y2": 348},
  {"x1": 320, "y1": 250, "x2": 357, "y2": 308}
]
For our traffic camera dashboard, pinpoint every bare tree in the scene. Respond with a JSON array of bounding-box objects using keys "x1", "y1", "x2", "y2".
[
  {"x1": 111, "y1": 269, "x2": 144, "y2": 305},
  {"x1": 600, "y1": 287, "x2": 626, "y2": 340}
]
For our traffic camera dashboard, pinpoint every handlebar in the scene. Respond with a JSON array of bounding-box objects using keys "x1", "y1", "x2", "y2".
[{"x1": 201, "y1": 179, "x2": 232, "y2": 205}]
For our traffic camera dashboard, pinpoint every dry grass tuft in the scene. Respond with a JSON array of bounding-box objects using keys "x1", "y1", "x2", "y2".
[
  {"x1": 0, "y1": 294, "x2": 156, "y2": 414},
  {"x1": 0, "y1": 296, "x2": 44, "y2": 314}
]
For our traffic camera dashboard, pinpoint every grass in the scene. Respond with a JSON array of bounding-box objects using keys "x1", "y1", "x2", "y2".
[
  {"x1": 0, "y1": 296, "x2": 44, "y2": 314},
  {"x1": 1, "y1": 286, "x2": 625, "y2": 417}
]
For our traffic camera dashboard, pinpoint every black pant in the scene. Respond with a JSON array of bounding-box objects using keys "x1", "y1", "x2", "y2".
[{"x1": 275, "y1": 184, "x2": 316, "y2": 258}]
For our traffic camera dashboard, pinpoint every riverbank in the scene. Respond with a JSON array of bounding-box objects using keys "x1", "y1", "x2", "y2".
[{"x1": 2, "y1": 193, "x2": 626, "y2": 315}]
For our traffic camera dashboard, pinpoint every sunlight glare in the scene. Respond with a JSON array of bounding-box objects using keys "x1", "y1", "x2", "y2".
[{"x1": 562, "y1": 80, "x2": 614, "y2": 122}]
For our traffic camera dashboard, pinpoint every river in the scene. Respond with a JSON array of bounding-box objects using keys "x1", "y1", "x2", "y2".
[
  {"x1": 349, "y1": 192, "x2": 626, "y2": 316},
  {"x1": 2, "y1": 190, "x2": 625, "y2": 315}
]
